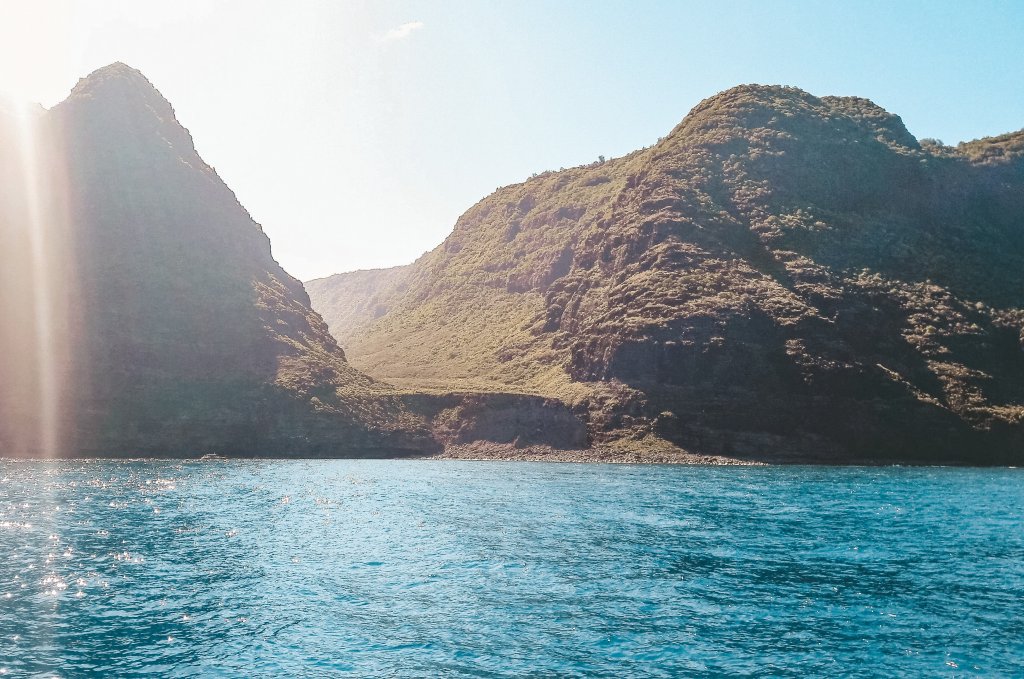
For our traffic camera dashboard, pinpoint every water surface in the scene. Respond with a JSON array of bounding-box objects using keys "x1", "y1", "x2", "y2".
[{"x1": 1, "y1": 460, "x2": 1022, "y2": 677}]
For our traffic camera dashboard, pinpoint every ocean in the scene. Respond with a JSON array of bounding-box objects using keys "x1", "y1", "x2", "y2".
[{"x1": 1, "y1": 459, "x2": 1021, "y2": 677}]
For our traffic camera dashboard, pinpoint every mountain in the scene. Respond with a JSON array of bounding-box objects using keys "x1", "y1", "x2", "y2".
[
  {"x1": 0, "y1": 63, "x2": 438, "y2": 457},
  {"x1": 307, "y1": 85, "x2": 1024, "y2": 464},
  {"x1": 307, "y1": 265, "x2": 413, "y2": 353}
]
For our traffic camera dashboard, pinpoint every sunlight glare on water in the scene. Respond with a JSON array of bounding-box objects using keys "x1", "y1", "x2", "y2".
[{"x1": 0, "y1": 460, "x2": 1022, "y2": 677}]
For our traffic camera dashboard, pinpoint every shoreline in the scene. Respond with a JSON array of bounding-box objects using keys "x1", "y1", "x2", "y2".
[
  {"x1": 428, "y1": 441, "x2": 764, "y2": 465},
  {"x1": 1, "y1": 443, "x2": 1017, "y2": 467}
]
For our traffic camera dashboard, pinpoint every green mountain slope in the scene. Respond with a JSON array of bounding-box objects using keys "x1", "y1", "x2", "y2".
[{"x1": 308, "y1": 85, "x2": 1024, "y2": 463}]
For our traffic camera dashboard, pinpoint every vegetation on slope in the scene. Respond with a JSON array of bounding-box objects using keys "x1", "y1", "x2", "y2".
[{"x1": 308, "y1": 84, "x2": 1024, "y2": 463}]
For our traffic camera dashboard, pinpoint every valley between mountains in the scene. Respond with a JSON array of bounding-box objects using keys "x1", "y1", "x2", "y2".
[{"x1": 2, "y1": 63, "x2": 1022, "y2": 463}]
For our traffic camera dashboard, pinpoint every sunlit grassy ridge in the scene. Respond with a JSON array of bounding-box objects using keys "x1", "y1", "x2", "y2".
[{"x1": 309, "y1": 84, "x2": 1024, "y2": 463}]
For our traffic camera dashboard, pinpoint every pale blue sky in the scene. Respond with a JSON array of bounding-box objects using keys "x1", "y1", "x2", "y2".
[{"x1": 1, "y1": 1, "x2": 1022, "y2": 280}]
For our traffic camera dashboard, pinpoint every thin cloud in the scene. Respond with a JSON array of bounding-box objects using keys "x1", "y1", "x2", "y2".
[{"x1": 377, "y1": 21, "x2": 424, "y2": 43}]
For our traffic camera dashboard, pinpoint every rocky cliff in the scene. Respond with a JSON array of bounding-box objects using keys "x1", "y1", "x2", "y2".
[
  {"x1": 308, "y1": 85, "x2": 1024, "y2": 464},
  {"x1": 0, "y1": 63, "x2": 437, "y2": 457}
]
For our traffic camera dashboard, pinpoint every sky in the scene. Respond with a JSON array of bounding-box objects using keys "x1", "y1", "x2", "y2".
[{"x1": 1, "y1": 1, "x2": 1022, "y2": 281}]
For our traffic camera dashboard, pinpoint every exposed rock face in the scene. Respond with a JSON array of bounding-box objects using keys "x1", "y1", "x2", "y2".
[
  {"x1": 401, "y1": 392, "x2": 589, "y2": 450},
  {"x1": 0, "y1": 64, "x2": 435, "y2": 457},
  {"x1": 308, "y1": 85, "x2": 1024, "y2": 464}
]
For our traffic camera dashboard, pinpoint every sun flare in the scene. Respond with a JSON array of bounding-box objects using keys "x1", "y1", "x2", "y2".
[
  {"x1": 15, "y1": 103, "x2": 58, "y2": 456},
  {"x1": 0, "y1": 98, "x2": 74, "y2": 457}
]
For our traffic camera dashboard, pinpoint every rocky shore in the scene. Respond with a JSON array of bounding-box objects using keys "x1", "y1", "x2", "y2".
[{"x1": 430, "y1": 441, "x2": 763, "y2": 465}]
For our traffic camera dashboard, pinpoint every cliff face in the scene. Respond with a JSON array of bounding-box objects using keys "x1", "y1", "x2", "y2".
[
  {"x1": 0, "y1": 64, "x2": 434, "y2": 457},
  {"x1": 308, "y1": 85, "x2": 1024, "y2": 463}
]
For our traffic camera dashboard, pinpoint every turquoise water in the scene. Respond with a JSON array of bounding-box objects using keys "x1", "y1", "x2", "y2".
[{"x1": 0, "y1": 461, "x2": 1021, "y2": 677}]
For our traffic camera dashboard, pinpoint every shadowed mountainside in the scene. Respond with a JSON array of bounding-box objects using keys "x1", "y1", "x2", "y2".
[
  {"x1": 0, "y1": 64, "x2": 441, "y2": 457},
  {"x1": 308, "y1": 85, "x2": 1024, "y2": 464}
]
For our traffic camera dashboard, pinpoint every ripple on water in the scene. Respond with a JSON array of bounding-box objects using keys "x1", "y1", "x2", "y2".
[{"x1": 0, "y1": 460, "x2": 1021, "y2": 677}]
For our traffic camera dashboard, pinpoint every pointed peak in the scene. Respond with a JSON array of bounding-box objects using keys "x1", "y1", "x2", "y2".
[
  {"x1": 91, "y1": 61, "x2": 145, "y2": 76},
  {"x1": 67, "y1": 62, "x2": 164, "y2": 104},
  {"x1": 54, "y1": 61, "x2": 200, "y2": 163}
]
